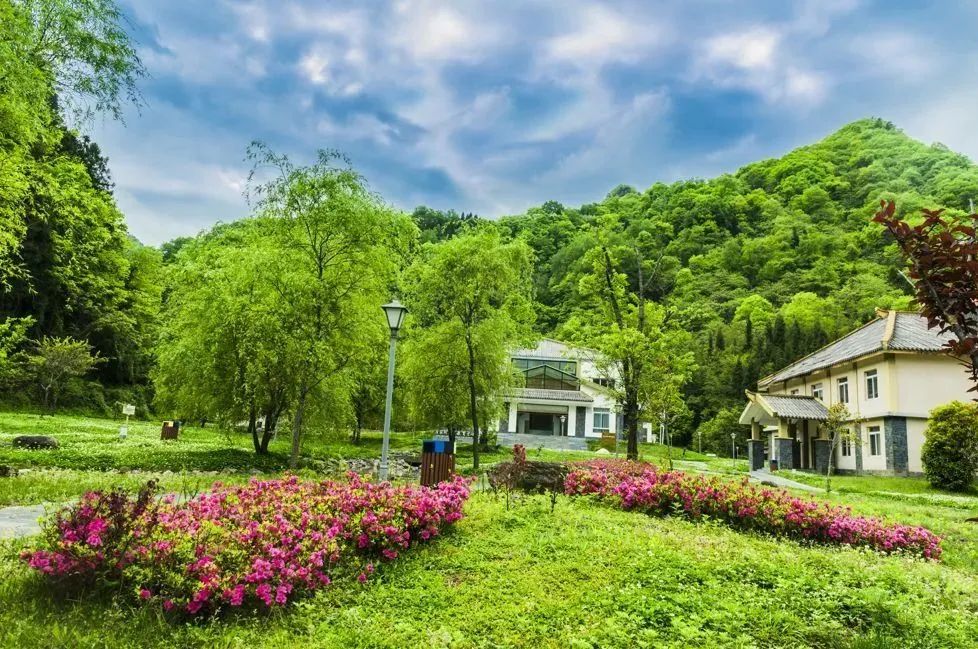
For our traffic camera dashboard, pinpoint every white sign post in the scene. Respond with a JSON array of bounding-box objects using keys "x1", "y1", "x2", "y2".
[{"x1": 120, "y1": 403, "x2": 135, "y2": 440}]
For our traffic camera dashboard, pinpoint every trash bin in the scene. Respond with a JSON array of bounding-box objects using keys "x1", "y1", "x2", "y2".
[
  {"x1": 769, "y1": 459, "x2": 778, "y2": 472},
  {"x1": 161, "y1": 420, "x2": 179, "y2": 440},
  {"x1": 420, "y1": 439, "x2": 455, "y2": 486}
]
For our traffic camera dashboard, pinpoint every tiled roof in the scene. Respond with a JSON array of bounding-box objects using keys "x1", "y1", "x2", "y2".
[
  {"x1": 758, "y1": 394, "x2": 830, "y2": 420},
  {"x1": 512, "y1": 338, "x2": 597, "y2": 360},
  {"x1": 760, "y1": 311, "x2": 951, "y2": 386},
  {"x1": 505, "y1": 388, "x2": 594, "y2": 402}
]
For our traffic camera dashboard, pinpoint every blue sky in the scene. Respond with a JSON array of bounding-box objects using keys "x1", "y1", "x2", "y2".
[{"x1": 92, "y1": 0, "x2": 978, "y2": 244}]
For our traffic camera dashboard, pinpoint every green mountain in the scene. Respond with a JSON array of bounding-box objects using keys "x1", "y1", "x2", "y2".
[{"x1": 478, "y1": 118, "x2": 978, "y2": 448}]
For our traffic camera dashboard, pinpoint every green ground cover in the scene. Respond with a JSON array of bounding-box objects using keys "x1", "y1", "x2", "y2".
[
  {"x1": 2, "y1": 412, "x2": 977, "y2": 647},
  {"x1": 2, "y1": 492, "x2": 976, "y2": 648}
]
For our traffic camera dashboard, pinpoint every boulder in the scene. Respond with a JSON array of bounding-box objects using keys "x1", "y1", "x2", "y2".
[
  {"x1": 0, "y1": 465, "x2": 18, "y2": 477},
  {"x1": 488, "y1": 460, "x2": 568, "y2": 493},
  {"x1": 11, "y1": 435, "x2": 59, "y2": 450}
]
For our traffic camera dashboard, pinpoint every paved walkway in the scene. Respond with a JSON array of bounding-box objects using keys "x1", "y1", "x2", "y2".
[
  {"x1": 749, "y1": 469, "x2": 824, "y2": 493},
  {"x1": 0, "y1": 504, "x2": 47, "y2": 539},
  {"x1": 497, "y1": 432, "x2": 590, "y2": 452}
]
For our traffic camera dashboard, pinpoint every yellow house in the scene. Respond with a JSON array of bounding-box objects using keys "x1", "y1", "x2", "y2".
[{"x1": 739, "y1": 310, "x2": 973, "y2": 475}]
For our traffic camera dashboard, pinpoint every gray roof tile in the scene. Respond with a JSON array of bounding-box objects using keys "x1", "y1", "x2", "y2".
[
  {"x1": 761, "y1": 312, "x2": 951, "y2": 386},
  {"x1": 759, "y1": 394, "x2": 830, "y2": 420}
]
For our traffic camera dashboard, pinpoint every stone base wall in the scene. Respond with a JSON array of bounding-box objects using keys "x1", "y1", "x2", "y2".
[
  {"x1": 774, "y1": 437, "x2": 795, "y2": 470},
  {"x1": 813, "y1": 439, "x2": 832, "y2": 475},
  {"x1": 748, "y1": 440, "x2": 765, "y2": 471}
]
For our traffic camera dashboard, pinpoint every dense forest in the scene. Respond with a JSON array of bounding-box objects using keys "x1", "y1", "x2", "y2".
[{"x1": 3, "y1": 2, "x2": 978, "y2": 456}]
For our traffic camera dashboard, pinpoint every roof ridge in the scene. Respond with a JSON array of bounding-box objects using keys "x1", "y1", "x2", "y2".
[{"x1": 881, "y1": 310, "x2": 897, "y2": 350}]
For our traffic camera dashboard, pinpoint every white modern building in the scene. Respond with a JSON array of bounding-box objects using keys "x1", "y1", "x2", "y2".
[
  {"x1": 499, "y1": 339, "x2": 653, "y2": 441},
  {"x1": 739, "y1": 310, "x2": 973, "y2": 475}
]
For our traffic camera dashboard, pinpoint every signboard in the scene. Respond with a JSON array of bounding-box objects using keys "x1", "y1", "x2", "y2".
[{"x1": 122, "y1": 404, "x2": 136, "y2": 416}]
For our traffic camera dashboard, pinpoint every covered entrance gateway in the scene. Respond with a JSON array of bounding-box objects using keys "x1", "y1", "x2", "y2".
[{"x1": 739, "y1": 392, "x2": 831, "y2": 472}]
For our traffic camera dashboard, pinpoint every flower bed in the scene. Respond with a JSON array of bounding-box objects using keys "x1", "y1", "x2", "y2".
[
  {"x1": 21, "y1": 474, "x2": 471, "y2": 614},
  {"x1": 565, "y1": 460, "x2": 941, "y2": 559}
]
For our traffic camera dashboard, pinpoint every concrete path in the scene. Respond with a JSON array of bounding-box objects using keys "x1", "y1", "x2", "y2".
[
  {"x1": 497, "y1": 432, "x2": 590, "y2": 452},
  {"x1": 749, "y1": 469, "x2": 824, "y2": 493},
  {"x1": 0, "y1": 504, "x2": 48, "y2": 539}
]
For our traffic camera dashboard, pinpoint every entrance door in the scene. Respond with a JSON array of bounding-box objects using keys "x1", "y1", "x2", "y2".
[{"x1": 526, "y1": 412, "x2": 557, "y2": 435}]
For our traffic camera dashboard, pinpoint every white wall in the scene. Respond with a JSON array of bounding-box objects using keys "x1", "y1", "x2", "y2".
[{"x1": 907, "y1": 417, "x2": 927, "y2": 473}]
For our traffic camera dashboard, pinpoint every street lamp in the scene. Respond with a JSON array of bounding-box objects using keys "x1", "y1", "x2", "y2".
[
  {"x1": 731, "y1": 432, "x2": 737, "y2": 459},
  {"x1": 379, "y1": 299, "x2": 408, "y2": 482},
  {"x1": 559, "y1": 414, "x2": 567, "y2": 437}
]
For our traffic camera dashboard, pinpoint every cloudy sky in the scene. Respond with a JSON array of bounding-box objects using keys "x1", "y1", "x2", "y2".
[{"x1": 94, "y1": 0, "x2": 978, "y2": 245}]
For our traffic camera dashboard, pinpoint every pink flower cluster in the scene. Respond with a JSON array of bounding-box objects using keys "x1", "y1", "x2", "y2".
[
  {"x1": 565, "y1": 460, "x2": 942, "y2": 559},
  {"x1": 22, "y1": 474, "x2": 471, "y2": 614}
]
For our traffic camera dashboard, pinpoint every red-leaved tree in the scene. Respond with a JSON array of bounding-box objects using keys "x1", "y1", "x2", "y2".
[{"x1": 873, "y1": 200, "x2": 978, "y2": 394}]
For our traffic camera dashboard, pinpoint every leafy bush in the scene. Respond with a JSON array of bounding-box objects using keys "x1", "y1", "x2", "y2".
[
  {"x1": 921, "y1": 401, "x2": 978, "y2": 492},
  {"x1": 21, "y1": 474, "x2": 471, "y2": 615},
  {"x1": 565, "y1": 460, "x2": 941, "y2": 558}
]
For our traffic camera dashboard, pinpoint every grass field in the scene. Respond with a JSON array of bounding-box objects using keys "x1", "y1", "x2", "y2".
[
  {"x1": 1, "y1": 492, "x2": 976, "y2": 648},
  {"x1": 2, "y1": 411, "x2": 977, "y2": 647}
]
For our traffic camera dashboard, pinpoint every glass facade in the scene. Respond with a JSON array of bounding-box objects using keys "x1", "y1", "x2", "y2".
[{"x1": 513, "y1": 358, "x2": 580, "y2": 391}]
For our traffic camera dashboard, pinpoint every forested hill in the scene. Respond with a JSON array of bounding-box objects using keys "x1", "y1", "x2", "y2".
[{"x1": 415, "y1": 118, "x2": 978, "y2": 444}]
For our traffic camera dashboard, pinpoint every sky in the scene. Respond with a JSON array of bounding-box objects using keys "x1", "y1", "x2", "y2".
[{"x1": 92, "y1": 0, "x2": 978, "y2": 245}]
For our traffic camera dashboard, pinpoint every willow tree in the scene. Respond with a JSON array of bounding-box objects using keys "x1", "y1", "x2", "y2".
[
  {"x1": 246, "y1": 145, "x2": 415, "y2": 468},
  {"x1": 402, "y1": 229, "x2": 534, "y2": 469}
]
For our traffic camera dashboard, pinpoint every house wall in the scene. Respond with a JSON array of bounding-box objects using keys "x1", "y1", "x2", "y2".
[
  {"x1": 907, "y1": 417, "x2": 928, "y2": 473},
  {"x1": 763, "y1": 352, "x2": 969, "y2": 475}
]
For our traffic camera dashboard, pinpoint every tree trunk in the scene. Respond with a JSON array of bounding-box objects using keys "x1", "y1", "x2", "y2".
[
  {"x1": 290, "y1": 388, "x2": 307, "y2": 469},
  {"x1": 258, "y1": 407, "x2": 276, "y2": 454},
  {"x1": 465, "y1": 333, "x2": 480, "y2": 470},
  {"x1": 624, "y1": 390, "x2": 639, "y2": 461},
  {"x1": 825, "y1": 433, "x2": 837, "y2": 493},
  {"x1": 448, "y1": 426, "x2": 457, "y2": 445},
  {"x1": 248, "y1": 406, "x2": 259, "y2": 453}
]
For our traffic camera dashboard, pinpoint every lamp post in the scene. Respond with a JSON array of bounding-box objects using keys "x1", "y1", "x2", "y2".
[
  {"x1": 379, "y1": 299, "x2": 408, "y2": 482},
  {"x1": 559, "y1": 414, "x2": 567, "y2": 437},
  {"x1": 731, "y1": 432, "x2": 737, "y2": 459}
]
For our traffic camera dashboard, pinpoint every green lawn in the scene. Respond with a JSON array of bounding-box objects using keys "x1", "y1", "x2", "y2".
[
  {"x1": 3, "y1": 411, "x2": 978, "y2": 646},
  {"x1": 1, "y1": 492, "x2": 976, "y2": 648}
]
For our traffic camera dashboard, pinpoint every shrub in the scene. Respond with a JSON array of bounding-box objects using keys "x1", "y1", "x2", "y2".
[
  {"x1": 22, "y1": 474, "x2": 471, "y2": 615},
  {"x1": 921, "y1": 401, "x2": 978, "y2": 492},
  {"x1": 565, "y1": 459, "x2": 941, "y2": 559}
]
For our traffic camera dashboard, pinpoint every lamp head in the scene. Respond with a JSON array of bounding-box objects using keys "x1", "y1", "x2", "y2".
[{"x1": 382, "y1": 299, "x2": 408, "y2": 335}]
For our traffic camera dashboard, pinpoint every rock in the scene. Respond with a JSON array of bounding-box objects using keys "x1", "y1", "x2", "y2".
[
  {"x1": 11, "y1": 435, "x2": 58, "y2": 450},
  {"x1": 595, "y1": 448, "x2": 611, "y2": 455},
  {"x1": 760, "y1": 480, "x2": 778, "y2": 488},
  {"x1": 0, "y1": 465, "x2": 18, "y2": 477},
  {"x1": 488, "y1": 460, "x2": 568, "y2": 493}
]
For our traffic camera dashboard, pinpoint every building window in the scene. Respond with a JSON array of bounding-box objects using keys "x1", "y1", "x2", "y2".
[
  {"x1": 593, "y1": 408, "x2": 610, "y2": 433},
  {"x1": 865, "y1": 369, "x2": 879, "y2": 400},
  {"x1": 811, "y1": 383, "x2": 823, "y2": 401},
  {"x1": 841, "y1": 436, "x2": 852, "y2": 457},
  {"x1": 593, "y1": 378, "x2": 616, "y2": 389},
  {"x1": 869, "y1": 426, "x2": 882, "y2": 456},
  {"x1": 837, "y1": 377, "x2": 849, "y2": 404},
  {"x1": 790, "y1": 388, "x2": 799, "y2": 395}
]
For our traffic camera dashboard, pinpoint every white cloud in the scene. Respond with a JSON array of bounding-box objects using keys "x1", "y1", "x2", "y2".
[
  {"x1": 542, "y1": 4, "x2": 663, "y2": 68},
  {"x1": 391, "y1": 1, "x2": 501, "y2": 63},
  {"x1": 694, "y1": 26, "x2": 827, "y2": 105},
  {"x1": 299, "y1": 50, "x2": 330, "y2": 84},
  {"x1": 854, "y1": 32, "x2": 936, "y2": 79},
  {"x1": 702, "y1": 28, "x2": 780, "y2": 71}
]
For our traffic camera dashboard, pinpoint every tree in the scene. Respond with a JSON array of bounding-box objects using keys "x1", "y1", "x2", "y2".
[
  {"x1": 823, "y1": 402, "x2": 855, "y2": 493},
  {"x1": 873, "y1": 200, "x2": 978, "y2": 394},
  {"x1": 26, "y1": 335, "x2": 100, "y2": 411},
  {"x1": 920, "y1": 401, "x2": 978, "y2": 492},
  {"x1": 246, "y1": 144, "x2": 415, "y2": 468},
  {"x1": 402, "y1": 229, "x2": 534, "y2": 469},
  {"x1": 562, "y1": 215, "x2": 695, "y2": 460}
]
